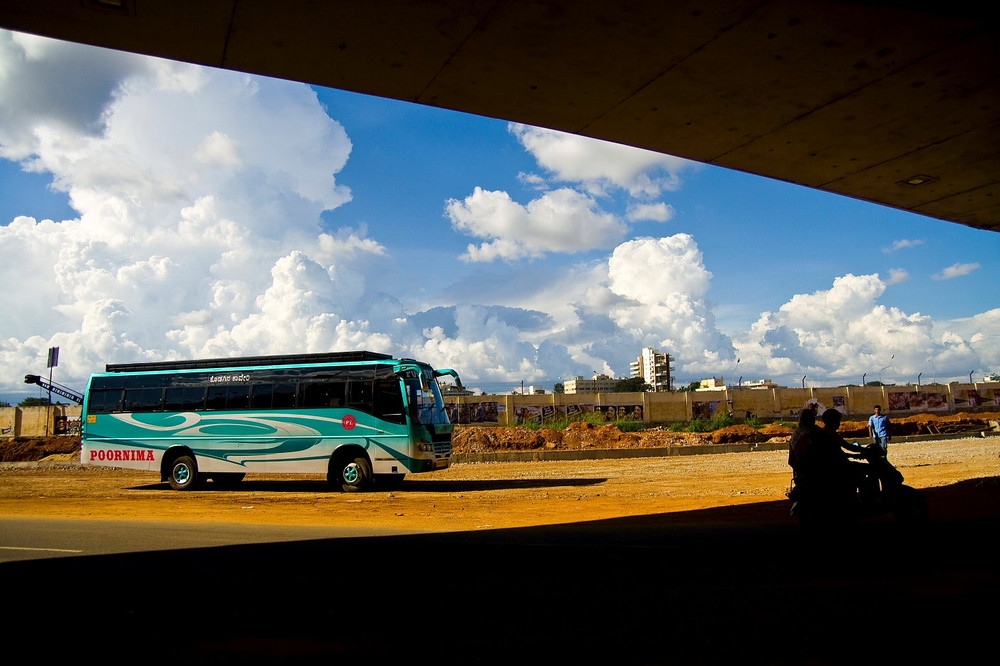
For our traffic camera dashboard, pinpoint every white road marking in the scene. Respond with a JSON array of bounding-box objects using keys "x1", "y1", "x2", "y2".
[{"x1": 0, "y1": 546, "x2": 83, "y2": 553}]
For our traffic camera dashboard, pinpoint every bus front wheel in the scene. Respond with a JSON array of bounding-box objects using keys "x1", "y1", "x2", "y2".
[
  {"x1": 168, "y1": 455, "x2": 200, "y2": 491},
  {"x1": 330, "y1": 455, "x2": 372, "y2": 492}
]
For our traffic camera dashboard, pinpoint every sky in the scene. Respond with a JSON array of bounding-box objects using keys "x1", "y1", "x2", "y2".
[{"x1": 1, "y1": 29, "x2": 998, "y2": 404}]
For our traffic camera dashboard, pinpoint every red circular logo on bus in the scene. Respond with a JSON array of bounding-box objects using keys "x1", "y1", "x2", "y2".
[{"x1": 342, "y1": 415, "x2": 357, "y2": 430}]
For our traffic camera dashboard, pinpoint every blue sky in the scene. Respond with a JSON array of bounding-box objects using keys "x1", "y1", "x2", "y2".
[{"x1": 1, "y1": 29, "x2": 998, "y2": 403}]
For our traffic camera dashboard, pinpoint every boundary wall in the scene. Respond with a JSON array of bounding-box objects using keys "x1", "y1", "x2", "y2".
[
  {"x1": 445, "y1": 382, "x2": 1000, "y2": 427},
  {"x1": 4, "y1": 382, "x2": 998, "y2": 436},
  {"x1": 1, "y1": 405, "x2": 82, "y2": 439}
]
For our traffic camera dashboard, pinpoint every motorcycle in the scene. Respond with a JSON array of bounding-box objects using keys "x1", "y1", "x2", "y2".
[{"x1": 787, "y1": 442, "x2": 928, "y2": 526}]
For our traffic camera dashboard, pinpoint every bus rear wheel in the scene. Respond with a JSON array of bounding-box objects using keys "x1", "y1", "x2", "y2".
[
  {"x1": 330, "y1": 455, "x2": 372, "y2": 492},
  {"x1": 168, "y1": 455, "x2": 200, "y2": 491}
]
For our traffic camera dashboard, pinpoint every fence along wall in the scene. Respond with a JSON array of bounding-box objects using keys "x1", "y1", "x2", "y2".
[{"x1": 444, "y1": 382, "x2": 1000, "y2": 426}]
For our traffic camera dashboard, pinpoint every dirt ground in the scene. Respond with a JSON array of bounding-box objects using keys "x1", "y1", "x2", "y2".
[{"x1": 1, "y1": 434, "x2": 997, "y2": 532}]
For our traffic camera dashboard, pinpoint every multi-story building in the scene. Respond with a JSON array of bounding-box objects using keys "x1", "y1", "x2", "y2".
[
  {"x1": 629, "y1": 347, "x2": 672, "y2": 392},
  {"x1": 563, "y1": 374, "x2": 619, "y2": 394}
]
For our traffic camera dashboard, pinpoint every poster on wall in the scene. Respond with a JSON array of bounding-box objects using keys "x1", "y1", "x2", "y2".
[
  {"x1": 513, "y1": 405, "x2": 543, "y2": 425},
  {"x1": 448, "y1": 402, "x2": 500, "y2": 424},
  {"x1": 954, "y1": 389, "x2": 1000, "y2": 408},
  {"x1": 692, "y1": 401, "x2": 720, "y2": 419},
  {"x1": 887, "y1": 391, "x2": 949, "y2": 411},
  {"x1": 594, "y1": 404, "x2": 643, "y2": 421}
]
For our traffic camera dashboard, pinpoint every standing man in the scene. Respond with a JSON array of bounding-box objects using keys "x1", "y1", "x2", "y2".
[{"x1": 868, "y1": 404, "x2": 891, "y2": 452}]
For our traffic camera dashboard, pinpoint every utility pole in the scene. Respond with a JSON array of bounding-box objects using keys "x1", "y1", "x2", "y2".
[{"x1": 45, "y1": 346, "x2": 59, "y2": 437}]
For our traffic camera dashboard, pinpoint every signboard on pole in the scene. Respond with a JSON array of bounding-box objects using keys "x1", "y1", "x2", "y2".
[{"x1": 47, "y1": 346, "x2": 59, "y2": 368}]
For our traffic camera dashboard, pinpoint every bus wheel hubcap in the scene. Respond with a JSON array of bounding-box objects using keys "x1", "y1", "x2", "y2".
[
  {"x1": 343, "y1": 464, "x2": 359, "y2": 484},
  {"x1": 175, "y1": 465, "x2": 189, "y2": 483}
]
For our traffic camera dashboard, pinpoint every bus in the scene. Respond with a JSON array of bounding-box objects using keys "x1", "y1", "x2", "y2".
[{"x1": 81, "y1": 351, "x2": 462, "y2": 491}]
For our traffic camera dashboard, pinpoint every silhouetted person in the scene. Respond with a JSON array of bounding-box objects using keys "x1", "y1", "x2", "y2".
[
  {"x1": 789, "y1": 408, "x2": 863, "y2": 512},
  {"x1": 788, "y1": 408, "x2": 823, "y2": 485}
]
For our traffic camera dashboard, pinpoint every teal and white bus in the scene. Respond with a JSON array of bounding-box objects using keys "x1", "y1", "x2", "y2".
[{"x1": 81, "y1": 351, "x2": 462, "y2": 491}]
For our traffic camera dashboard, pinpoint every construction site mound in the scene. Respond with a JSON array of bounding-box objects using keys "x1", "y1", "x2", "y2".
[{"x1": 453, "y1": 411, "x2": 1000, "y2": 453}]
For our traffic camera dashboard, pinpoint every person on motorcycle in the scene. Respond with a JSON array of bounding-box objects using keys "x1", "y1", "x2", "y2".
[
  {"x1": 787, "y1": 407, "x2": 822, "y2": 482},
  {"x1": 788, "y1": 408, "x2": 864, "y2": 504}
]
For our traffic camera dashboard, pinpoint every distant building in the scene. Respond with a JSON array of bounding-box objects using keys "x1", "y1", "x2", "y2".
[
  {"x1": 695, "y1": 378, "x2": 726, "y2": 391},
  {"x1": 439, "y1": 383, "x2": 474, "y2": 396},
  {"x1": 629, "y1": 347, "x2": 672, "y2": 392},
  {"x1": 743, "y1": 379, "x2": 782, "y2": 389},
  {"x1": 695, "y1": 377, "x2": 781, "y2": 390},
  {"x1": 564, "y1": 374, "x2": 619, "y2": 394}
]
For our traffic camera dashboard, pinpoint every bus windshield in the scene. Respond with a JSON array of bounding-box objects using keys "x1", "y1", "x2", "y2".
[{"x1": 402, "y1": 367, "x2": 449, "y2": 425}]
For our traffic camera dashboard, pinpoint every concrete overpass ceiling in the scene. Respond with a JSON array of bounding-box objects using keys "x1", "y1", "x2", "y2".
[{"x1": 1, "y1": 0, "x2": 997, "y2": 231}]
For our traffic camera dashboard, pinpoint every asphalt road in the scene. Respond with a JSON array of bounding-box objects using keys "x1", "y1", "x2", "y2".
[
  {"x1": 2, "y1": 484, "x2": 998, "y2": 665},
  {"x1": 0, "y1": 517, "x2": 425, "y2": 563}
]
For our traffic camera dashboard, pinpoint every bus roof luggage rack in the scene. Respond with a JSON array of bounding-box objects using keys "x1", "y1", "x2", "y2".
[{"x1": 105, "y1": 351, "x2": 393, "y2": 373}]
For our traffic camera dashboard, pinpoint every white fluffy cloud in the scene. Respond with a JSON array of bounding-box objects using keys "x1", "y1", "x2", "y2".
[
  {"x1": 447, "y1": 187, "x2": 626, "y2": 261},
  {"x1": 510, "y1": 124, "x2": 694, "y2": 197},
  {"x1": 733, "y1": 273, "x2": 998, "y2": 385},
  {"x1": 0, "y1": 33, "x2": 391, "y2": 392},
  {"x1": 445, "y1": 125, "x2": 692, "y2": 263}
]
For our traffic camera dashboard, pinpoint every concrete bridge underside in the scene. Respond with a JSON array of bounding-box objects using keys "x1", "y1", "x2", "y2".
[{"x1": 1, "y1": 0, "x2": 997, "y2": 231}]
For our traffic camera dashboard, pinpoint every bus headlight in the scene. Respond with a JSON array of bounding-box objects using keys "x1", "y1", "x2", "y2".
[{"x1": 417, "y1": 439, "x2": 434, "y2": 453}]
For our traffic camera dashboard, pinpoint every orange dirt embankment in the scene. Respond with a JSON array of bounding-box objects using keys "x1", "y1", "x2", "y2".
[{"x1": 451, "y1": 411, "x2": 1000, "y2": 453}]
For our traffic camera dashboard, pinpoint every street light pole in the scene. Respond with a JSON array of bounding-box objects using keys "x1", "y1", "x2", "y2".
[{"x1": 879, "y1": 354, "x2": 894, "y2": 385}]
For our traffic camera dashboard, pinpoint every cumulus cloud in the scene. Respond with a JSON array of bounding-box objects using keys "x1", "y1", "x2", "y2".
[
  {"x1": 511, "y1": 234, "x2": 738, "y2": 380},
  {"x1": 510, "y1": 124, "x2": 694, "y2": 197},
  {"x1": 933, "y1": 262, "x2": 981, "y2": 280},
  {"x1": 733, "y1": 273, "x2": 997, "y2": 385},
  {"x1": 447, "y1": 186, "x2": 626, "y2": 261},
  {"x1": 446, "y1": 126, "x2": 692, "y2": 263},
  {"x1": 0, "y1": 33, "x2": 383, "y2": 391}
]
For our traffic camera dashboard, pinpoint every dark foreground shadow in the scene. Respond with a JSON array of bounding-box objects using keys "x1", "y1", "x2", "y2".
[
  {"x1": 4, "y1": 477, "x2": 998, "y2": 665},
  {"x1": 130, "y1": 477, "x2": 608, "y2": 492}
]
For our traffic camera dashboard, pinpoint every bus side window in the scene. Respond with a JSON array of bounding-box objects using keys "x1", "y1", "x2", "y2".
[
  {"x1": 271, "y1": 382, "x2": 297, "y2": 409},
  {"x1": 88, "y1": 389, "x2": 123, "y2": 414},
  {"x1": 347, "y1": 379, "x2": 373, "y2": 412},
  {"x1": 373, "y1": 377, "x2": 405, "y2": 424},
  {"x1": 250, "y1": 383, "x2": 274, "y2": 409},
  {"x1": 124, "y1": 387, "x2": 164, "y2": 412},
  {"x1": 301, "y1": 380, "x2": 346, "y2": 408},
  {"x1": 164, "y1": 386, "x2": 206, "y2": 412},
  {"x1": 227, "y1": 385, "x2": 250, "y2": 410},
  {"x1": 206, "y1": 385, "x2": 227, "y2": 410},
  {"x1": 207, "y1": 385, "x2": 250, "y2": 410}
]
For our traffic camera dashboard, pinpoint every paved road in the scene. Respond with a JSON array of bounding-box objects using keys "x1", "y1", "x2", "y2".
[
  {"x1": 2, "y1": 486, "x2": 998, "y2": 665},
  {"x1": 0, "y1": 517, "x2": 424, "y2": 563}
]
